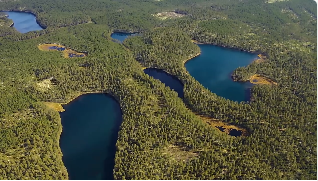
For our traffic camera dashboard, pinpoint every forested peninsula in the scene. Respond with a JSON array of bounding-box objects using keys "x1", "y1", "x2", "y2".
[{"x1": 0, "y1": 0, "x2": 316, "y2": 180}]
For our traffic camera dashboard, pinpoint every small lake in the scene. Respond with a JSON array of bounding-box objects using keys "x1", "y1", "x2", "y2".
[
  {"x1": 185, "y1": 44, "x2": 257, "y2": 102},
  {"x1": 110, "y1": 32, "x2": 137, "y2": 43},
  {"x1": 59, "y1": 93, "x2": 122, "y2": 180},
  {"x1": 144, "y1": 68, "x2": 184, "y2": 98},
  {"x1": 4, "y1": 11, "x2": 43, "y2": 33}
]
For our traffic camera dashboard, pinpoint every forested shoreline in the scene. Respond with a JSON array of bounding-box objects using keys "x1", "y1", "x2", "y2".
[{"x1": 0, "y1": 0, "x2": 316, "y2": 180}]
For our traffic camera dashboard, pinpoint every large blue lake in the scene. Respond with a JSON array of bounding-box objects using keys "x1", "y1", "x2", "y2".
[
  {"x1": 112, "y1": 33, "x2": 257, "y2": 102},
  {"x1": 59, "y1": 93, "x2": 122, "y2": 180},
  {"x1": 4, "y1": 11, "x2": 43, "y2": 33},
  {"x1": 185, "y1": 44, "x2": 257, "y2": 102}
]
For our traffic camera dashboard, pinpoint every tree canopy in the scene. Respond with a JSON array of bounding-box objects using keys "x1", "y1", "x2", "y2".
[{"x1": 0, "y1": 0, "x2": 316, "y2": 180}]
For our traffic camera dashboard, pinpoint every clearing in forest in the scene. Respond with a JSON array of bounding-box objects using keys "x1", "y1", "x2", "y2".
[
  {"x1": 43, "y1": 102, "x2": 65, "y2": 112},
  {"x1": 152, "y1": 11, "x2": 185, "y2": 20},
  {"x1": 266, "y1": 0, "x2": 289, "y2": 3},
  {"x1": 199, "y1": 115, "x2": 248, "y2": 136},
  {"x1": 36, "y1": 78, "x2": 52, "y2": 91},
  {"x1": 163, "y1": 144, "x2": 198, "y2": 162},
  {"x1": 38, "y1": 43, "x2": 86, "y2": 58}
]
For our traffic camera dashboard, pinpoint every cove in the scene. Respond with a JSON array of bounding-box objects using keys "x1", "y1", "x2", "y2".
[
  {"x1": 111, "y1": 32, "x2": 137, "y2": 43},
  {"x1": 3, "y1": 11, "x2": 43, "y2": 33},
  {"x1": 144, "y1": 68, "x2": 184, "y2": 98},
  {"x1": 59, "y1": 93, "x2": 122, "y2": 180},
  {"x1": 185, "y1": 44, "x2": 257, "y2": 102}
]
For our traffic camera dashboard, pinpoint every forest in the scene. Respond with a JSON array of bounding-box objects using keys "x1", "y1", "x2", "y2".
[{"x1": 0, "y1": 0, "x2": 316, "y2": 180}]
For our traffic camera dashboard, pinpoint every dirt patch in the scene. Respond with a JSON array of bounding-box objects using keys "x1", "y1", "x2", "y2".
[
  {"x1": 42, "y1": 91, "x2": 101, "y2": 112},
  {"x1": 36, "y1": 78, "x2": 52, "y2": 91},
  {"x1": 253, "y1": 54, "x2": 267, "y2": 64},
  {"x1": 152, "y1": 11, "x2": 185, "y2": 20},
  {"x1": 198, "y1": 114, "x2": 248, "y2": 136},
  {"x1": 163, "y1": 144, "x2": 198, "y2": 162},
  {"x1": 266, "y1": 0, "x2": 289, "y2": 3},
  {"x1": 249, "y1": 74, "x2": 277, "y2": 85},
  {"x1": 43, "y1": 102, "x2": 65, "y2": 112},
  {"x1": 38, "y1": 43, "x2": 86, "y2": 58},
  {"x1": 38, "y1": 43, "x2": 65, "y2": 51}
]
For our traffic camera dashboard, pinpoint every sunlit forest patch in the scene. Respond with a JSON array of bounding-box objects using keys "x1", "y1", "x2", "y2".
[
  {"x1": 36, "y1": 78, "x2": 53, "y2": 92},
  {"x1": 43, "y1": 102, "x2": 65, "y2": 112}
]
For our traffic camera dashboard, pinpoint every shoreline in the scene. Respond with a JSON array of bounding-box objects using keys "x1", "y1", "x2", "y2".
[
  {"x1": 182, "y1": 51, "x2": 201, "y2": 65},
  {"x1": 143, "y1": 68, "x2": 185, "y2": 87},
  {"x1": 56, "y1": 115, "x2": 69, "y2": 179},
  {"x1": 44, "y1": 91, "x2": 123, "y2": 113},
  {"x1": 190, "y1": 40, "x2": 273, "y2": 86},
  {"x1": 50, "y1": 91, "x2": 123, "y2": 179},
  {"x1": 112, "y1": 30, "x2": 140, "y2": 34},
  {"x1": 191, "y1": 39, "x2": 264, "y2": 55},
  {"x1": 1, "y1": 10, "x2": 47, "y2": 29}
]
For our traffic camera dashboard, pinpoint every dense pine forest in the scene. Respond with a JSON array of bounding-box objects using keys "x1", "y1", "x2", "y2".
[{"x1": 0, "y1": 0, "x2": 316, "y2": 180}]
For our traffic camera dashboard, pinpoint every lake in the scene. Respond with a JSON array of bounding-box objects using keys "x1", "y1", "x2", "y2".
[
  {"x1": 143, "y1": 68, "x2": 184, "y2": 98},
  {"x1": 110, "y1": 32, "x2": 137, "y2": 43},
  {"x1": 59, "y1": 93, "x2": 122, "y2": 180},
  {"x1": 111, "y1": 33, "x2": 256, "y2": 102},
  {"x1": 4, "y1": 11, "x2": 43, "y2": 33},
  {"x1": 185, "y1": 44, "x2": 257, "y2": 102}
]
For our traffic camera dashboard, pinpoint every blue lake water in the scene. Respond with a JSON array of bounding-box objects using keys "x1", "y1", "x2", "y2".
[
  {"x1": 110, "y1": 32, "x2": 136, "y2": 43},
  {"x1": 185, "y1": 44, "x2": 257, "y2": 102},
  {"x1": 59, "y1": 93, "x2": 122, "y2": 180},
  {"x1": 144, "y1": 68, "x2": 184, "y2": 98},
  {"x1": 4, "y1": 11, "x2": 43, "y2": 33}
]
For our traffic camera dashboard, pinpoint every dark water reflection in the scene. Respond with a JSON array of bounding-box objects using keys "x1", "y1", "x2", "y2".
[
  {"x1": 111, "y1": 32, "x2": 137, "y2": 43},
  {"x1": 143, "y1": 68, "x2": 184, "y2": 98},
  {"x1": 229, "y1": 129, "x2": 242, "y2": 137},
  {"x1": 185, "y1": 44, "x2": 257, "y2": 102},
  {"x1": 59, "y1": 94, "x2": 122, "y2": 180}
]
